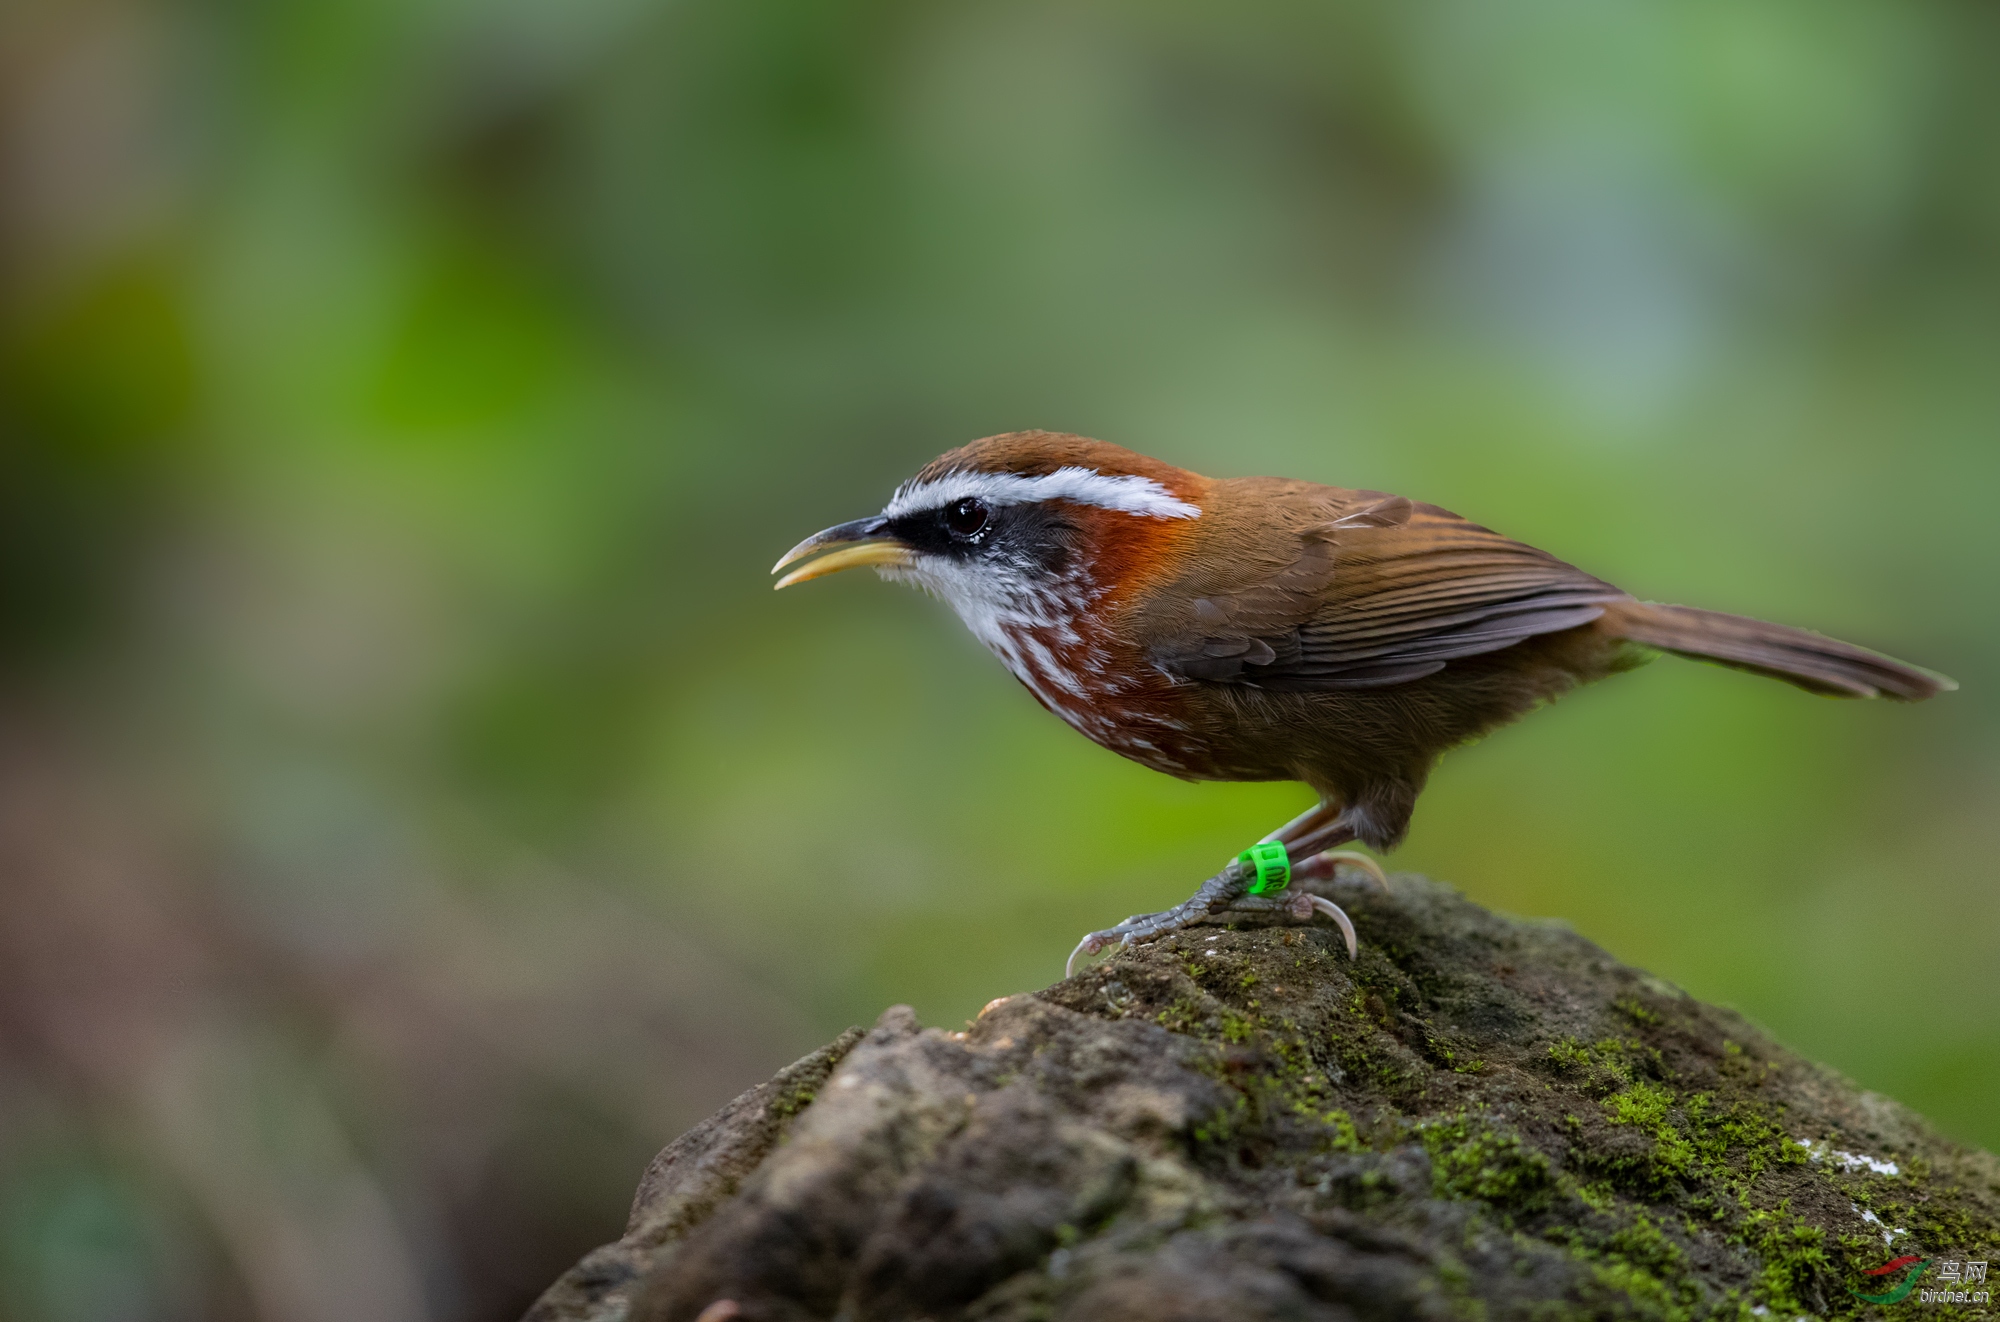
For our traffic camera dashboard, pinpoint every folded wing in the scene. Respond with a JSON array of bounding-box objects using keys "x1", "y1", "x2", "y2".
[{"x1": 1153, "y1": 494, "x2": 1627, "y2": 690}]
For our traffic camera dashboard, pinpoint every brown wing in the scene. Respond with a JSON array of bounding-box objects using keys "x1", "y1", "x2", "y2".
[{"x1": 1151, "y1": 490, "x2": 1628, "y2": 690}]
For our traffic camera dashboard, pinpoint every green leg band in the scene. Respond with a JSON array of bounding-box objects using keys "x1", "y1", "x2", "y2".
[{"x1": 1239, "y1": 841, "x2": 1291, "y2": 896}]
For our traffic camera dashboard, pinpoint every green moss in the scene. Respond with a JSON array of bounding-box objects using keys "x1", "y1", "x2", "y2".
[
  {"x1": 1603, "y1": 1214, "x2": 1683, "y2": 1278},
  {"x1": 1736, "y1": 1206, "x2": 1827, "y2": 1315},
  {"x1": 1191, "y1": 1094, "x2": 1250, "y2": 1148},
  {"x1": 1424, "y1": 1028, "x2": 1488, "y2": 1075},
  {"x1": 1155, "y1": 995, "x2": 1206, "y2": 1036},
  {"x1": 1547, "y1": 1036, "x2": 1654, "y2": 1096},
  {"x1": 1430, "y1": 1252, "x2": 1484, "y2": 1321},
  {"x1": 1586, "y1": 1261, "x2": 1686, "y2": 1320},
  {"x1": 769, "y1": 1086, "x2": 816, "y2": 1119},
  {"x1": 1530, "y1": 1031, "x2": 1855, "y2": 1313},
  {"x1": 1867, "y1": 1189, "x2": 2000, "y2": 1270},
  {"x1": 1419, "y1": 1114, "x2": 1554, "y2": 1213},
  {"x1": 1548, "y1": 1038, "x2": 1590, "y2": 1072},
  {"x1": 1603, "y1": 1080, "x2": 1698, "y2": 1184},
  {"x1": 1549, "y1": 1048, "x2": 1803, "y2": 1202},
  {"x1": 1319, "y1": 1108, "x2": 1365, "y2": 1154},
  {"x1": 1218, "y1": 1010, "x2": 1257, "y2": 1044},
  {"x1": 1605, "y1": 1081, "x2": 1671, "y2": 1129},
  {"x1": 1680, "y1": 1093, "x2": 1801, "y2": 1190},
  {"x1": 1614, "y1": 996, "x2": 1661, "y2": 1027}
]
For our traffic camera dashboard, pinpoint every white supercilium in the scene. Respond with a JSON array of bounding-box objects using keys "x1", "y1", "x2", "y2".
[{"x1": 883, "y1": 466, "x2": 1200, "y2": 522}]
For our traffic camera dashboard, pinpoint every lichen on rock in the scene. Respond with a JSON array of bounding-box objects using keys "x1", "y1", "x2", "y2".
[{"x1": 526, "y1": 875, "x2": 2000, "y2": 1322}]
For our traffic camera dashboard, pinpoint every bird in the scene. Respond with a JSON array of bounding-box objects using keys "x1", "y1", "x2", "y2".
[{"x1": 771, "y1": 431, "x2": 1953, "y2": 975}]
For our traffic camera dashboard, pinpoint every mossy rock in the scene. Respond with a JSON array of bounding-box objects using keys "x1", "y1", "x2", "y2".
[{"x1": 527, "y1": 875, "x2": 1999, "y2": 1322}]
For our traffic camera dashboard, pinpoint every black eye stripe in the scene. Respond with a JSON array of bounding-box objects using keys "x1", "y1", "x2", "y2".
[{"x1": 882, "y1": 498, "x2": 1073, "y2": 574}]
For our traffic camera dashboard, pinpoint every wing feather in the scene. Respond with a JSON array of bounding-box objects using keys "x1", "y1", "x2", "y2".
[{"x1": 1149, "y1": 494, "x2": 1625, "y2": 690}]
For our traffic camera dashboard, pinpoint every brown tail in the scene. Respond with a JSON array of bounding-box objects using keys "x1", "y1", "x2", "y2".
[{"x1": 1602, "y1": 601, "x2": 1954, "y2": 701}]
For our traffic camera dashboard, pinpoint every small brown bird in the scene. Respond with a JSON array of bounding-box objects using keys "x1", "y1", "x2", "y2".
[{"x1": 773, "y1": 432, "x2": 1952, "y2": 973}]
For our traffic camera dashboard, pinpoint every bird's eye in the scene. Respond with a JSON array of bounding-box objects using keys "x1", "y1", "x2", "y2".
[{"x1": 944, "y1": 497, "x2": 990, "y2": 539}]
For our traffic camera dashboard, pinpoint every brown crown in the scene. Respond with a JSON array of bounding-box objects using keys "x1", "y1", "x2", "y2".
[{"x1": 909, "y1": 431, "x2": 1198, "y2": 489}]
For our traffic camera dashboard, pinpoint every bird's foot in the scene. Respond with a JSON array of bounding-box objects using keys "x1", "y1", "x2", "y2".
[
  {"x1": 1064, "y1": 850, "x2": 1383, "y2": 978},
  {"x1": 1064, "y1": 868, "x2": 1239, "y2": 978}
]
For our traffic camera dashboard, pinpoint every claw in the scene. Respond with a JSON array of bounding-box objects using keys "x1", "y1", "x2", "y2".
[
  {"x1": 1293, "y1": 849, "x2": 1390, "y2": 894},
  {"x1": 1327, "y1": 851, "x2": 1391, "y2": 894},
  {"x1": 1065, "y1": 931, "x2": 1114, "y2": 979},
  {"x1": 1307, "y1": 895, "x2": 1358, "y2": 959}
]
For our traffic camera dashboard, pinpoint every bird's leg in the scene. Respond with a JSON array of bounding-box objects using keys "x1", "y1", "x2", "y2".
[
  {"x1": 1259, "y1": 799, "x2": 1342, "y2": 846},
  {"x1": 1064, "y1": 803, "x2": 1387, "y2": 977},
  {"x1": 1282, "y1": 814, "x2": 1392, "y2": 894}
]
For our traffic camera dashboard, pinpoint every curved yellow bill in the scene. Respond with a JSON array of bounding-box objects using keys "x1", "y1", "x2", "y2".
[
  {"x1": 772, "y1": 538, "x2": 914, "y2": 589},
  {"x1": 772, "y1": 517, "x2": 913, "y2": 589}
]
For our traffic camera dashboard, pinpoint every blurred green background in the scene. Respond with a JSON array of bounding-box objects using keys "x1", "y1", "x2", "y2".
[{"x1": 1, "y1": 0, "x2": 1995, "y2": 1317}]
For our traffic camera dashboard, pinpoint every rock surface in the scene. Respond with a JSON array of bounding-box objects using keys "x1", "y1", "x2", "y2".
[{"x1": 527, "y1": 875, "x2": 1999, "y2": 1321}]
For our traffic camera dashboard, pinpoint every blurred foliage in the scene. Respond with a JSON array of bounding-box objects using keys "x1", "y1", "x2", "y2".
[{"x1": 0, "y1": 0, "x2": 1995, "y2": 1318}]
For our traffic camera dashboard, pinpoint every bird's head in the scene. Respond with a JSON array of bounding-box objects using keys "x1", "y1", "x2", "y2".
[{"x1": 773, "y1": 431, "x2": 1205, "y2": 631}]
